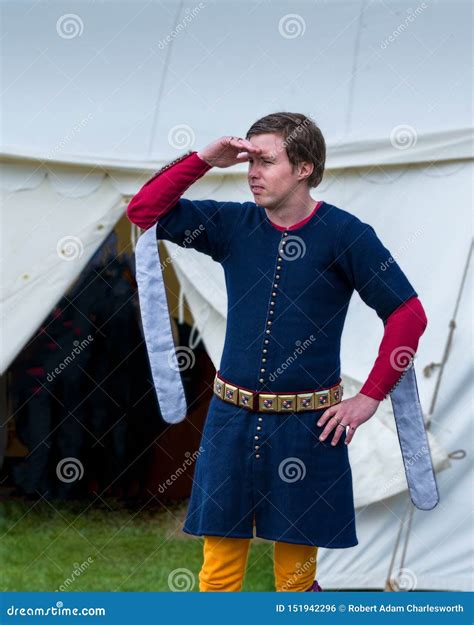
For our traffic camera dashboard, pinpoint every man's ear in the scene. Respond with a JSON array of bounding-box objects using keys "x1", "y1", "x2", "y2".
[{"x1": 298, "y1": 161, "x2": 314, "y2": 181}]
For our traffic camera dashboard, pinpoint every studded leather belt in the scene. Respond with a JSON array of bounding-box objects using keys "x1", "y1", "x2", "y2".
[{"x1": 213, "y1": 372, "x2": 343, "y2": 413}]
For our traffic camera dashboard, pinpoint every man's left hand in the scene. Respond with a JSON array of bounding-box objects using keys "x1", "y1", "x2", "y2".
[{"x1": 316, "y1": 393, "x2": 381, "y2": 446}]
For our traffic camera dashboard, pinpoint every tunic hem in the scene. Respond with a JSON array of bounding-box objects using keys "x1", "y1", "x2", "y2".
[
  {"x1": 182, "y1": 525, "x2": 358, "y2": 549},
  {"x1": 182, "y1": 526, "x2": 253, "y2": 540},
  {"x1": 255, "y1": 532, "x2": 359, "y2": 549}
]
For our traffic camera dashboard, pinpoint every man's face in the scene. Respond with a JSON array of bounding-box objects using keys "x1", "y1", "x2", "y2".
[{"x1": 246, "y1": 133, "x2": 303, "y2": 210}]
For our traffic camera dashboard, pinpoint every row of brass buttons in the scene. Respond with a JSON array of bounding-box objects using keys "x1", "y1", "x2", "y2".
[
  {"x1": 258, "y1": 230, "x2": 288, "y2": 385},
  {"x1": 255, "y1": 231, "x2": 289, "y2": 459}
]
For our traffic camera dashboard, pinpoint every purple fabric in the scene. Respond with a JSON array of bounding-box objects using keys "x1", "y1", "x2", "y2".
[{"x1": 305, "y1": 580, "x2": 323, "y2": 592}]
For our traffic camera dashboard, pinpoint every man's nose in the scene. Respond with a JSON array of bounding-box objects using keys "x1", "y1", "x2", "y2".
[{"x1": 249, "y1": 161, "x2": 262, "y2": 177}]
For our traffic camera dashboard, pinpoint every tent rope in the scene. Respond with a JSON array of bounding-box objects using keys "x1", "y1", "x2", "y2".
[{"x1": 426, "y1": 239, "x2": 473, "y2": 422}]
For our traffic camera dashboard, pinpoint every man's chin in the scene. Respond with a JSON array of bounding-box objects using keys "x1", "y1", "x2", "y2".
[
  {"x1": 252, "y1": 193, "x2": 283, "y2": 211},
  {"x1": 251, "y1": 188, "x2": 269, "y2": 201},
  {"x1": 261, "y1": 200, "x2": 277, "y2": 210}
]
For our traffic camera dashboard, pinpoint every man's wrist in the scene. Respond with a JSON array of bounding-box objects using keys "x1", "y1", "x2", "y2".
[
  {"x1": 196, "y1": 151, "x2": 213, "y2": 167},
  {"x1": 357, "y1": 391, "x2": 381, "y2": 405}
]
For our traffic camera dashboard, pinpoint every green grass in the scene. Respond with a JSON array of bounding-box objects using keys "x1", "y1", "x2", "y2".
[{"x1": 0, "y1": 499, "x2": 275, "y2": 592}]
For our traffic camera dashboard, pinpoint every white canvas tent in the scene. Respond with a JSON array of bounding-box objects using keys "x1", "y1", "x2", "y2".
[{"x1": 1, "y1": 0, "x2": 472, "y2": 590}]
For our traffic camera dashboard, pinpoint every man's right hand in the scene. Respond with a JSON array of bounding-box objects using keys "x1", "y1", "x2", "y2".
[{"x1": 197, "y1": 136, "x2": 261, "y2": 168}]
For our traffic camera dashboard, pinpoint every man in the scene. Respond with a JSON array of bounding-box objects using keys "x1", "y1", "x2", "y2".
[{"x1": 127, "y1": 112, "x2": 428, "y2": 592}]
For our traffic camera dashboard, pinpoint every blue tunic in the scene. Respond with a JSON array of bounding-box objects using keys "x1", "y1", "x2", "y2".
[{"x1": 155, "y1": 199, "x2": 418, "y2": 547}]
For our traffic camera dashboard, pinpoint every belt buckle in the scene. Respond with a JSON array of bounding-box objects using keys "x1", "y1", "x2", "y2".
[
  {"x1": 277, "y1": 394, "x2": 297, "y2": 412},
  {"x1": 239, "y1": 389, "x2": 254, "y2": 410},
  {"x1": 224, "y1": 383, "x2": 238, "y2": 405},
  {"x1": 296, "y1": 393, "x2": 315, "y2": 412},
  {"x1": 314, "y1": 390, "x2": 330, "y2": 408},
  {"x1": 258, "y1": 394, "x2": 278, "y2": 412}
]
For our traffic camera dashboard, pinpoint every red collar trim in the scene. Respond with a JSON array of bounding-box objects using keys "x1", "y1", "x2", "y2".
[{"x1": 267, "y1": 201, "x2": 323, "y2": 231}]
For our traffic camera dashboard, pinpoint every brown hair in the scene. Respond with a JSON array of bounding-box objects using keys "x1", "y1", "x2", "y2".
[{"x1": 245, "y1": 112, "x2": 326, "y2": 188}]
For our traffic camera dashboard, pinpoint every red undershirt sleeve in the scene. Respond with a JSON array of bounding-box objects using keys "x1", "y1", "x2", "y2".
[
  {"x1": 126, "y1": 151, "x2": 212, "y2": 230},
  {"x1": 359, "y1": 295, "x2": 428, "y2": 401}
]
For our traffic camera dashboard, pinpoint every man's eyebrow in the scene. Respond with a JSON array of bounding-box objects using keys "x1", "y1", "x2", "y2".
[{"x1": 255, "y1": 153, "x2": 276, "y2": 160}]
